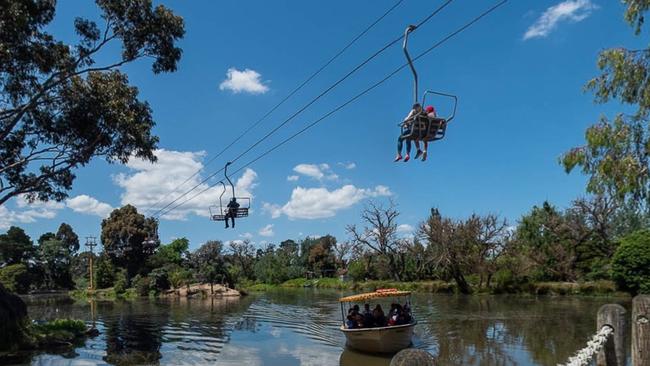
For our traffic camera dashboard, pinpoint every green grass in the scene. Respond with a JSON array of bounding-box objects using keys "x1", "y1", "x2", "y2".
[{"x1": 27, "y1": 318, "x2": 89, "y2": 347}]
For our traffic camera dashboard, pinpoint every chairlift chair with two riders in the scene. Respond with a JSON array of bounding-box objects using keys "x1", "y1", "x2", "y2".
[
  {"x1": 399, "y1": 25, "x2": 458, "y2": 144},
  {"x1": 209, "y1": 162, "x2": 250, "y2": 224}
]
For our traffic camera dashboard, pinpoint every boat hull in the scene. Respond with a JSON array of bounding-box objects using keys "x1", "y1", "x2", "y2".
[{"x1": 340, "y1": 322, "x2": 416, "y2": 354}]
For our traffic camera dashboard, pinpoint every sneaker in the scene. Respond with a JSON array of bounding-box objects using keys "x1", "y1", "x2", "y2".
[
  {"x1": 414, "y1": 150, "x2": 423, "y2": 159},
  {"x1": 404, "y1": 154, "x2": 410, "y2": 162},
  {"x1": 394, "y1": 155, "x2": 402, "y2": 162},
  {"x1": 422, "y1": 151, "x2": 427, "y2": 161}
]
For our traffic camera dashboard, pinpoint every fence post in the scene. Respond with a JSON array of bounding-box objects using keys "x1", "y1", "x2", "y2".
[
  {"x1": 597, "y1": 303, "x2": 627, "y2": 366},
  {"x1": 632, "y1": 295, "x2": 650, "y2": 366}
]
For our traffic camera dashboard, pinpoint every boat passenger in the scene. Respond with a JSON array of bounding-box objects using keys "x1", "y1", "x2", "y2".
[
  {"x1": 347, "y1": 307, "x2": 359, "y2": 329},
  {"x1": 363, "y1": 304, "x2": 374, "y2": 328},
  {"x1": 387, "y1": 303, "x2": 399, "y2": 326},
  {"x1": 373, "y1": 304, "x2": 386, "y2": 327}
]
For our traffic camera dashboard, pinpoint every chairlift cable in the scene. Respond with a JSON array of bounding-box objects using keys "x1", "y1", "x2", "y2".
[
  {"x1": 143, "y1": 0, "x2": 406, "y2": 216},
  {"x1": 153, "y1": 0, "x2": 508, "y2": 219},
  {"x1": 149, "y1": 0, "x2": 455, "y2": 218}
]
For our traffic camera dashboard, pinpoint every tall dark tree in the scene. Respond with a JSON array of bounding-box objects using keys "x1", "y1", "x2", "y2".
[
  {"x1": 38, "y1": 238, "x2": 73, "y2": 289},
  {"x1": 37, "y1": 232, "x2": 55, "y2": 246},
  {"x1": 0, "y1": 0, "x2": 185, "y2": 205},
  {"x1": 0, "y1": 226, "x2": 34, "y2": 266},
  {"x1": 100, "y1": 205, "x2": 158, "y2": 280},
  {"x1": 55, "y1": 222, "x2": 79, "y2": 252}
]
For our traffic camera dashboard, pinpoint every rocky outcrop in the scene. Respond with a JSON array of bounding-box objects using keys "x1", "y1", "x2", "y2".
[
  {"x1": 161, "y1": 283, "x2": 241, "y2": 298},
  {"x1": 0, "y1": 283, "x2": 28, "y2": 350}
]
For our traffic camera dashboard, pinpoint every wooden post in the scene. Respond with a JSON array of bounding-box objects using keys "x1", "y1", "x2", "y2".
[
  {"x1": 597, "y1": 303, "x2": 626, "y2": 366},
  {"x1": 632, "y1": 295, "x2": 650, "y2": 366}
]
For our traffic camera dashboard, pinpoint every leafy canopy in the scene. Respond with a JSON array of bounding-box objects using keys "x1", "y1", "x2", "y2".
[{"x1": 0, "y1": 0, "x2": 184, "y2": 205}]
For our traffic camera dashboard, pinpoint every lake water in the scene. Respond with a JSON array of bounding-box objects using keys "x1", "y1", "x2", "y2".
[{"x1": 8, "y1": 290, "x2": 631, "y2": 366}]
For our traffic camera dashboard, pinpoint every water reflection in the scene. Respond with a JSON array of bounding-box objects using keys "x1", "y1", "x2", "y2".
[{"x1": 20, "y1": 292, "x2": 630, "y2": 366}]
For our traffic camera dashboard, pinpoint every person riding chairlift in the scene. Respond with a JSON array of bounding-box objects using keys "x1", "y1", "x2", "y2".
[
  {"x1": 395, "y1": 104, "x2": 436, "y2": 162},
  {"x1": 225, "y1": 197, "x2": 240, "y2": 229}
]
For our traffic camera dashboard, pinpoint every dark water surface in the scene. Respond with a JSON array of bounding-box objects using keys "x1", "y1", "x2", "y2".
[{"x1": 9, "y1": 290, "x2": 631, "y2": 366}]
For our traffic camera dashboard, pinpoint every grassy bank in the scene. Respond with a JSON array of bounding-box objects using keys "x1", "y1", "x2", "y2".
[
  {"x1": 241, "y1": 278, "x2": 627, "y2": 296},
  {"x1": 69, "y1": 287, "x2": 139, "y2": 301}
]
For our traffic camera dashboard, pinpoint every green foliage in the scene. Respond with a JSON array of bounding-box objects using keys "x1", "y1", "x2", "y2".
[
  {"x1": 149, "y1": 268, "x2": 170, "y2": 291},
  {"x1": 562, "y1": 1, "x2": 650, "y2": 208},
  {"x1": 0, "y1": 0, "x2": 184, "y2": 205},
  {"x1": 149, "y1": 238, "x2": 189, "y2": 268},
  {"x1": 190, "y1": 240, "x2": 226, "y2": 286},
  {"x1": 612, "y1": 229, "x2": 650, "y2": 294},
  {"x1": 95, "y1": 255, "x2": 116, "y2": 289},
  {"x1": 56, "y1": 223, "x2": 79, "y2": 252},
  {"x1": 113, "y1": 269, "x2": 128, "y2": 295},
  {"x1": 38, "y1": 239, "x2": 73, "y2": 289},
  {"x1": 131, "y1": 274, "x2": 150, "y2": 296},
  {"x1": 348, "y1": 260, "x2": 367, "y2": 282},
  {"x1": 101, "y1": 205, "x2": 158, "y2": 280},
  {"x1": 169, "y1": 267, "x2": 193, "y2": 288},
  {"x1": 0, "y1": 226, "x2": 34, "y2": 266},
  {"x1": 0, "y1": 263, "x2": 31, "y2": 293}
]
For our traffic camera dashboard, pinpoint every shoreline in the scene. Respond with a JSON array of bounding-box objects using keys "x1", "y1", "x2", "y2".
[{"x1": 240, "y1": 278, "x2": 630, "y2": 297}]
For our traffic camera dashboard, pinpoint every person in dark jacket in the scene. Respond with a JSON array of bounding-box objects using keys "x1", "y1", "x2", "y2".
[{"x1": 225, "y1": 197, "x2": 240, "y2": 229}]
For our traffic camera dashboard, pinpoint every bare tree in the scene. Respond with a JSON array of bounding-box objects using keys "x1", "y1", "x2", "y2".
[
  {"x1": 346, "y1": 201, "x2": 403, "y2": 281},
  {"x1": 333, "y1": 240, "x2": 353, "y2": 270}
]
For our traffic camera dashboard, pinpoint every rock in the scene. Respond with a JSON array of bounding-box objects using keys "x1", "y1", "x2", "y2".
[
  {"x1": 390, "y1": 349, "x2": 436, "y2": 366},
  {"x1": 161, "y1": 283, "x2": 241, "y2": 298},
  {"x1": 0, "y1": 282, "x2": 28, "y2": 350}
]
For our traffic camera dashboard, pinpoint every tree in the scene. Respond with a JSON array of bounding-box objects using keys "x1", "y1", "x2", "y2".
[
  {"x1": 190, "y1": 241, "x2": 227, "y2": 291},
  {"x1": 55, "y1": 223, "x2": 79, "y2": 253},
  {"x1": 0, "y1": 0, "x2": 185, "y2": 205},
  {"x1": 562, "y1": 1, "x2": 650, "y2": 210},
  {"x1": 37, "y1": 232, "x2": 55, "y2": 245},
  {"x1": 333, "y1": 240, "x2": 353, "y2": 270},
  {"x1": 307, "y1": 235, "x2": 336, "y2": 277},
  {"x1": 38, "y1": 238, "x2": 73, "y2": 289},
  {"x1": 347, "y1": 201, "x2": 404, "y2": 281},
  {"x1": 95, "y1": 254, "x2": 116, "y2": 289},
  {"x1": 148, "y1": 237, "x2": 189, "y2": 269},
  {"x1": 611, "y1": 229, "x2": 650, "y2": 294},
  {"x1": 0, "y1": 264, "x2": 30, "y2": 293},
  {"x1": 226, "y1": 239, "x2": 255, "y2": 281},
  {"x1": 101, "y1": 205, "x2": 158, "y2": 280},
  {"x1": 418, "y1": 208, "x2": 471, "y2": 293},
  {"x1": 0, "y1": 226, "x2": 34, "y2": 266}
]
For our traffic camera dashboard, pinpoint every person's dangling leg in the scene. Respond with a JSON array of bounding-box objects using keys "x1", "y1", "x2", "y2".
[
  {"x1": 404, "y1": 140, "x2": 411, "y2": 162},
  {"x1": 414, "y1": 140, "x2": 423, "y2": 159},
  {"x1": 225, "y1": 213, "x2": 229, "y2": 228},
  {"x1": 395, "y1": 136, "x2": 404, "y2": 162},
  {"x1": 231, "y1": 216, "x2": 236, "y2": 229},
  {"x1": 422, "y1": 141, "x2": 429, "y2": 161}
]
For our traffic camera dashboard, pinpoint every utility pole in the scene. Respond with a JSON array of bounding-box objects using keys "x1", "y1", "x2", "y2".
[{"x1": 85, "y1": 236, "x2": 97, "y2": 291}]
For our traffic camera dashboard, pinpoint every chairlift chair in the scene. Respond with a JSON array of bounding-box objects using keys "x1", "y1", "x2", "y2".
[
  {"x1": 209, "y1": 162, "x2": 251, "y2": 223},
  {"x1": 399, "y1": 25, "x2": 458, "y2": 142}
]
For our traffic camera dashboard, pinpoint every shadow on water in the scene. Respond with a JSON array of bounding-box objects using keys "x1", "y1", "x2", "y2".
[{"x1": 339, "y1": 347, "x2": 392, "y2": 366}]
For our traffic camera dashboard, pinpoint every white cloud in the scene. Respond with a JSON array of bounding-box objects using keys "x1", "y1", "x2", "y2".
[
  {"x1": 239, "y1": 232, "x2": 254, "y2": 240},
  {"x1": 293, "y1": 163, "x2": 338, "y2": 181},
  {"x1": 114, "y1": 149, "x2": 258, "y2": 220},
  {"x1": 287, "y1": 175, "x2": 299, "y2": 182},
  {"x1": 263, "y1": 184, "x2": 392, "y2": 220},
  {"x1": 338, "y1": 162, "x2": 356, "y2": 170},
  {"x1": 0, "y1": 195, "x2": 65, "y2": 229},
  {"x1": 397, "y1": 224, "x2": 414, "y2": 233},
  {"x1": 66, "y1": 195, "x2": 113, "y2": 218},
  {"x1": 258, "y1": 224, "x2": 274, "y2": 237},
  {"x1": 524, "y1": 0, "x2": 597, "y2": 40},
  {"x1": 219, "y1": 67, "x2": 269, "y2": 94}
]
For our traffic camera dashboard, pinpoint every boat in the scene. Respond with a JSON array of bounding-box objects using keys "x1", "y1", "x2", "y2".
[{"x1": 338, "y1": 289, "x2": 416, "y2": 354}]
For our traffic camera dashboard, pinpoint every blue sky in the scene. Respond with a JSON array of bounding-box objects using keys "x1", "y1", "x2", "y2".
[{"x1": 1, "y1": 0, "x2": 643, "y2": 251}]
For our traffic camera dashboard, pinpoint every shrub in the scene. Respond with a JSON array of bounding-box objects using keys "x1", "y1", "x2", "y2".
[
  {"x1": 132, "y1": 275, "x2": 150, "y2": 296},
  {"x1": 149, "y1": 268, "x2": 170, "y2": 291},
  {"x1": 113, "y1": 269, "x2": 127, "y2": 295},
  {"x1": 0, "y1": 263, "x2": 31, "y2": 293},
  {"x1": 612, "y1": 229, "x2": 650, "y2": 294},
  {"x1": 347, "y1": 260, "x2": 366, "y2": 282}
]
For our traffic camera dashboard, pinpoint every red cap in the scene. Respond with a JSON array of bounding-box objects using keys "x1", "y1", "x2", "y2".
[{"x1": 425, "y1": 106, "x2": 434, "y2": 113}]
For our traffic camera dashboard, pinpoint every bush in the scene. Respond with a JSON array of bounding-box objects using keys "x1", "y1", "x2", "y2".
[
  {"x1": 612, "y1": 229, "x2": 650, "y2": 294},
  {"x1": 149, "y1": 268, "x2": 170, "y2": 291},
  {"x1": 95, "y1": 256, "x2": 116, "y2": 289},
  {"x1": 131, "y1": 275, "x2": 150, "y2": 296},
  {"x1": 113, "y1": 269, "x2": 127, "y2": 295},
  {"x1": 0, "y1": 263, "x2": 31, "y2": 293},
  {"x1": 347, "y1": 260, "x2": 366, "y2": 282}
]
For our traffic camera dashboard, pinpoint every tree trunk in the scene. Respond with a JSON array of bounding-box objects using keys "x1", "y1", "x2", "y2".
[
  {"x1": 452, "y1": 267, "x2": 471, "y2": 294},
  {"x1": 0, "y1": 283, "x2": 28, "y2": 350}
]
